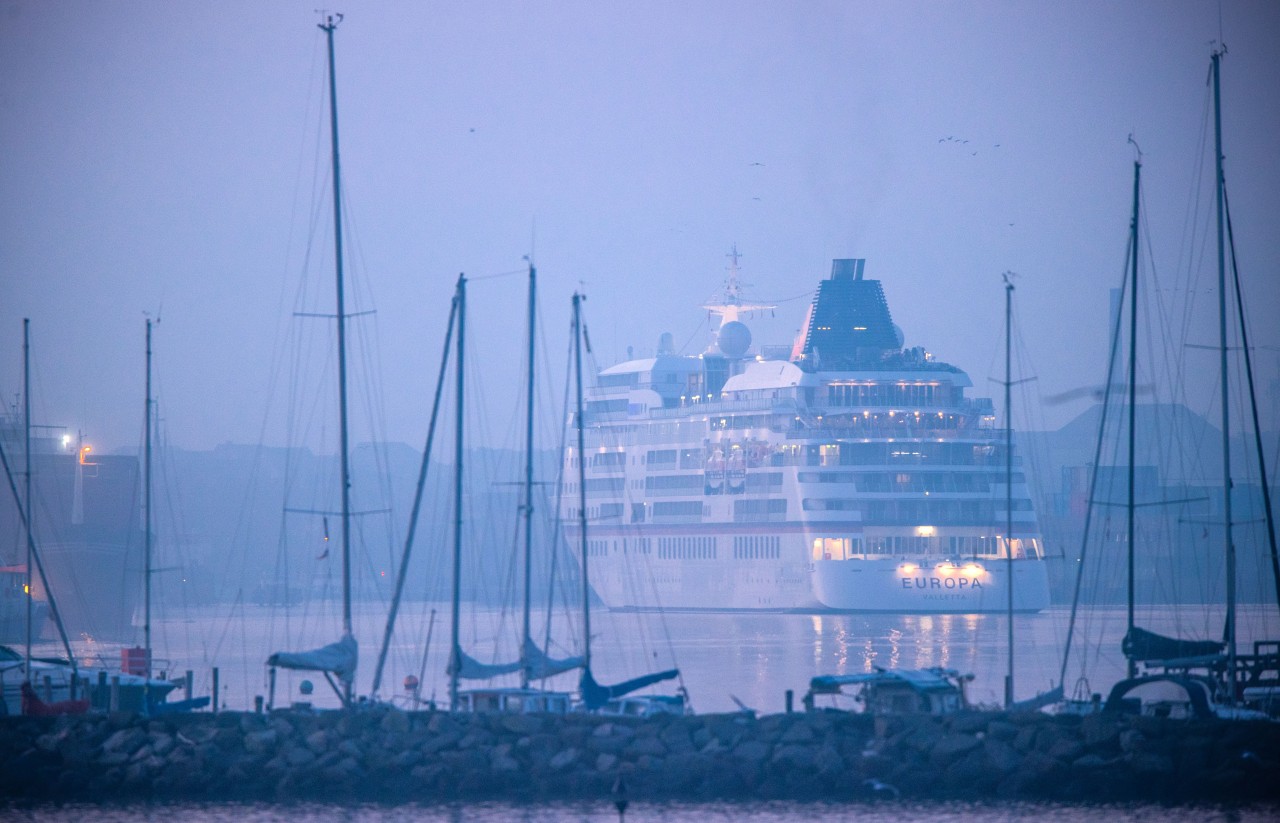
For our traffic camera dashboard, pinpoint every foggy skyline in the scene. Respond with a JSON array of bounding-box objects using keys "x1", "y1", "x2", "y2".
[{"x1": 3, "y1": 1, "x2": 1279, "y2": 456}]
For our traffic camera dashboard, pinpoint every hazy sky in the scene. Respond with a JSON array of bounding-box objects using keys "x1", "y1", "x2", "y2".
[{"x1": 2, "y1": 0, "x2": 1278, "y2": 455}]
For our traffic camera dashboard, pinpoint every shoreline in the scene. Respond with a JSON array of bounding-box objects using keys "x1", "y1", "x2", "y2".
[{"x1": 2, "y1": 708, "x2": 1279, "y2": 804}]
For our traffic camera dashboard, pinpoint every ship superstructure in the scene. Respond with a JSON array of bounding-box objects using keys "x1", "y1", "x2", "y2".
[{"x1": 561, "y1": 258, "x2": 1050, "y2": 613}]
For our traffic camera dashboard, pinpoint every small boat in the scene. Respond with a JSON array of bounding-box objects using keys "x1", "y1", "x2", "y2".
[
  {"x1": 0, "y1": 644, "x2": 183, "y2": 715},
  {"x1": 803, "y1": 667, "x2": 973, "y2": 715},
  {"x1": 1102, "y1": 672, "x2": 1268, "y2": 721}
]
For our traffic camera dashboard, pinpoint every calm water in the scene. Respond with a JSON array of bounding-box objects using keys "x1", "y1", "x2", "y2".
[
  {"x1": 4, "y1": 800, "x2": 1277, "y2": 822},
  {"x1": 94, "y1": 600, "x2": 1278, "y2": 714}
]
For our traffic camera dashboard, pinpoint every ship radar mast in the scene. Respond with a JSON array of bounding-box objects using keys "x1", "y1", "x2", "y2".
[{"x1": 702, "y1": 244, "x2": 774, "y2": 326}]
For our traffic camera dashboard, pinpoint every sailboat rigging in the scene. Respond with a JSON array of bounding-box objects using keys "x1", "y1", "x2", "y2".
[
  {"x1": 1060, "y1": 49, "x2": 1280, "y2": 718},
  {"x1": 143, "y1": 318, "x2": 154, "y2": 705},
  {"x1": 443, "y1": 265, "x2": 583, "y2": 713},
  {"x1": 569, "y1": 293, "x2": 684, "y2": 715},
  {"x1": 266, "y1": 14, "x2": 359, "y2": 708},
  {"x1": 0, "y1": 321, "x2": 78, "y2": 703}
]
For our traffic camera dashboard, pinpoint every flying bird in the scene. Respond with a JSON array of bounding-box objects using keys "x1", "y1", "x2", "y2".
[
  {"x1": 749, "y1": 161, "x2": 765, "y2": 166},
  {"x1": 862, "y1": 779, "x2": 900, "y2": 799}
]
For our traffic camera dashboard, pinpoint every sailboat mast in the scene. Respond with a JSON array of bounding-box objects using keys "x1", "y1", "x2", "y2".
[
  {"x1": 22, "y1": 318, "x2": 31, "y2": 679},
  {"x1": 1003, "y1": 275, "x2": 1014, "y2": 709},
  {"x1": 450, "y1": 274, "x2": 466, "y2": 710},
  {"x1": 371, "y1": 294, "x2": 458, "y2": 697},
  {"x1": 573, "y1": 293, "x2": 591, "y2": 671},
  {"x1": 144, "y1": 318, "x2": 153, "y2": 681},
  {"x1": 1224, "y1": 190, "x2": 1280, "y2": 607},
  {"x1": 521, "y1": 263, "x2": 536, "y2": 688},
  {"x1": 320, "y1": 17, "x2": 353, "y2": 661},
  {"x1": 1126, "y1": 158, "x2": 1140, "y2": 680},
  {"x1": 1211, "y1": 49, "x2": 1237, "y2": 694}
]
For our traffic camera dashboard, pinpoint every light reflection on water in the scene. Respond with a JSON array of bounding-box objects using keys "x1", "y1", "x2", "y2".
[
  {"x1": 3, "y1": 800, "x2": 1275, "y2": 822},
  {"x1": 53, "y1": 602, "x2": 1278, "y2": 714}
]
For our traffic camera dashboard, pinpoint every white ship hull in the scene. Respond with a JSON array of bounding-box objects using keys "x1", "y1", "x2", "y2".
[
  {"x1": 812, "y1": 556, "x2": 1050, "y2": 613},
  {"x1": 583, "y1": 527, "x2": 820, "y2": 611},
  {"x1": 581, "y1": 526, "x2": 1050, "y2": 613}
]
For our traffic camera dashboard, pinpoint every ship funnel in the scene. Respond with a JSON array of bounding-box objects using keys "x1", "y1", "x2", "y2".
[{"x1": 831, "y1": 259, "x2": 865, "y2": 281}]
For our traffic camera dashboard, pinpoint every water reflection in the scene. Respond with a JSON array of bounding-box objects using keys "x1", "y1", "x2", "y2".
[
  {"x1": 105, "y1": 602, "x2": 1277, "y2": 715},
  {"x1": 10, "y1": 799, "x2": 1279, "y2": 822}
]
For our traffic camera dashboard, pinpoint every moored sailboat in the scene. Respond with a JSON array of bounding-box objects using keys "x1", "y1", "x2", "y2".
[
  {"x1": 445, "y1": 269, "x2": 583, "y2": 714},
  {"x1": 567, "y1": 292, "x2": 687, "y2": 718},
  {"x1": 1059, "y1": 50, "x2": 1280, "y2": 720},
  {"x1": 266, "y1": 15, "x2": 360, "y2": 708}
]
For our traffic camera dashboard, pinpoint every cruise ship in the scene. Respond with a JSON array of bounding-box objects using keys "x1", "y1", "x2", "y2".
[{"x1": 561, "y1": 257, "x2": 1051, "y2": 613}]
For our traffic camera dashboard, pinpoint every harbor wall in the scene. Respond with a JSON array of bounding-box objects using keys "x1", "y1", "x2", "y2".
[{"x1": 1, "y1": 707, "x2": 1277, "y2": 804}]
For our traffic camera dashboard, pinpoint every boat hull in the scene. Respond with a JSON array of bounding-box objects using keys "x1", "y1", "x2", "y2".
[
  {"x1": 812, "y1": 556, "x2": 1050, "y2": 613},
  {"x1": 580, "y1": 527, "x2": 1050, "y2": 613}
]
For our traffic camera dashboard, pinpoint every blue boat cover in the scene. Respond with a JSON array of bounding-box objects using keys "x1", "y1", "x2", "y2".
[{"x1": 579, "y1": 666, "x2": 679, "y2": 710}]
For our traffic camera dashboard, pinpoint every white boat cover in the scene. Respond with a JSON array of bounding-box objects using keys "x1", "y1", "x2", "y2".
[{"x1": 267, "y1": 634, "x2": 357, "y2": 684}]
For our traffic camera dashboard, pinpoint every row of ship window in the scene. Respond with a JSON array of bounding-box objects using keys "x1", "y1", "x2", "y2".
[
  {"x1": 568, "y1": 497, "x2": 1034, "y2": 525},
  {"x1": 573, "y1": 442, "x2": 1017, "y2": 471},
  {"x1": 570, "y1": 471, "x2": 1032, "y2": 500},
  {"x1": 582, "y1": 535, "x2": 783, "y2": 561},
  {"x1": 571, "y1": 533, "x2": 1041, "y2": 561}
]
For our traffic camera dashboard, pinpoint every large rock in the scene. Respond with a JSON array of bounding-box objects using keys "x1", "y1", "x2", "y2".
[
  {"x1": 1081, "y1": 714, "x2": 1120, "y2": 748},
  {"x1": 772, "y1": 743, "x2": 816, "y2": 770},
  {"x1": 732, "y1": 739, "x2": 771, "y2": 764},
  {"x1": 779, "y1": 722, "x2": 815, "y2": 744},
  {"x1": 623, "y1": 736, "x2": 667, "y2": 758},
  {"x1": 930, "y1": 733, "x2": 982, "y2": 763},
  {"x1": 500, "y1": 714, "x2": 543, "y2": 736},
  {"x1": 380, "y1": 710, "x2": 410, "y2": 735},
  {"x1": 548, "y1": 747, "x2": 579, "y2": 771},
  {"x1": 243, "y1": 729, "x2": 278, "y2": 754},
  {"x1": 102, "y1": 727, "x2": 146, "y2": 756},
  {"x1": 984, "y1": 738, "x2": 1022, "y2": 773}
]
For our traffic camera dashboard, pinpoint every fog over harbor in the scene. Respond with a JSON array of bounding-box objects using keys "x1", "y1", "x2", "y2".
[
  {"x1": 2, "y1": 1, "x2": 1279, "y2": 457},
  {"x1": 3, "y1": 0, "x2": 1280, "y2": 770}
]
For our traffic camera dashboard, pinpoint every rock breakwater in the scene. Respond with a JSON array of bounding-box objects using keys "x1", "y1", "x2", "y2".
[{"x1": 1, "y1": 708, "x2": 1277, "y2": 803}]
